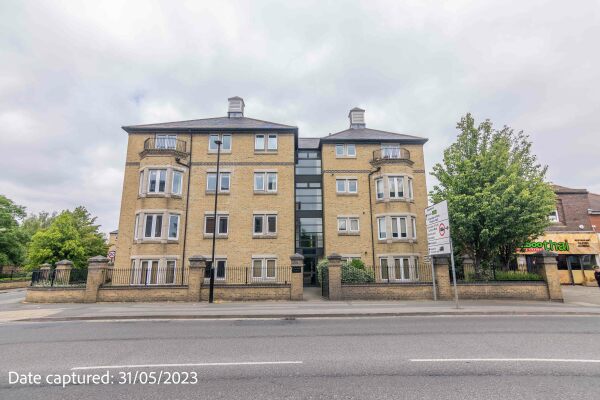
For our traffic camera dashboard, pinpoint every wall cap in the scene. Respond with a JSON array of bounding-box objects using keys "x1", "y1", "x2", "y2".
[
  {"x1": 56, "y1": 259, "x2": 73, "y2": 266},
  {"x1": 88, "y1": 255, "x2": 109, "y2": 263},
  {"x1": 290, "y1": 253, "x2": 304, "y2": 261}
]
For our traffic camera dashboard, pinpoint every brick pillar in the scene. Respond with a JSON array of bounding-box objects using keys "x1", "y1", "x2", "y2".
[
  {"x1": 534, "y1": 250, "x2": 563, "y2": 302},
  {"x1": 188, "y1": 255, "x2": 206, "y2": 302},
  {"x1": 327, "y1": 253, "x2": 342, "y2": 301},
  {"x1": 290, "y1": 253, "x2": 304, "y2": 301},
  {"x1": 85, "y1": 256, "x2": 109, "y2": 303},
  {"x1": 39, "y1": 263, "x2": 52, "y2": 280},
  {"x1": 433, "y1": 255, "x2": 452, "y2": 300},
  {"x1": 55, "y1": 259, "x2": 73, "y2": 285}
]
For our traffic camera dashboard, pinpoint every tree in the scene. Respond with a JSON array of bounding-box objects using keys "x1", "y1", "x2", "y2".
[
  {"x1": 430, "y1": 113, "x2": 555, "y2": 273},
  {"x1": 20, "y1": 211, "x2": 57, "y2": 242},
  {"x1": 0, "y1": 195, "x2": 27, "y2": 265},
  {"x1": 26, "y1": 206, "x2": 107, "y2": 269}
]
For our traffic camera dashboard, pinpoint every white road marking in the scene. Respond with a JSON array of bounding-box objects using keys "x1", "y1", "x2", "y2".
[
  {"x1": 411, "y1": 358, "x2": 600, "y2": 363},
  {"x1": 72, "y1": 361, "x2": 303, "y2": 370}
]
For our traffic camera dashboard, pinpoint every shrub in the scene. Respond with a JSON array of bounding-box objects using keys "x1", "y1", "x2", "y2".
[{"x1": 341, "y1": 263, "x2": 374, "y2": 284}]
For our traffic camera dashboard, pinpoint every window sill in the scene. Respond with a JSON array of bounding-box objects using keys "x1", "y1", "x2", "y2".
[
  {"x1": 139, "y1": 193, "x2": 183, "y2": 199},
  {"x1": 335, "y1": 156, "x2": 357, "y2": 159},
  {"x1": 254, "y1": 191, "x2": 278, "y2": 195},
  {"x1": 205, "y1": 191, "x2": 230, "y2": 195},
  {"x1": 336, "y1": 192, "x2": 359, "y2": 196},
  {"x1": 207, "y1": 150, "x2": 232, "y2": 155},
  {"x1": 253, "y1": 234, "x2": 278, "y2": 239},
  {"x1": 135, "y1": 238, "x2": 170, "y2": 244},
  {"x1": 254, "y1": 151, "x2": 279, "y2": 155},
  {"x1": 376, "y1": 198, "x2": 414, "y2": 203},
  {"x1": 338, "y1": 232, "x2": 360, "y2": 236},
  {"x1": 378, "y1": 239, "x2": 417, "y2": 244},
  {"x1": 203, "y1": 234, "x2": 229, "y2": 239}
]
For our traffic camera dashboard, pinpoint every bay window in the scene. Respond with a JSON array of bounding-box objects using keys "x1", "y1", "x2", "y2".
[
  {"x1": 172, "y1": 171, "x2": 183, "y2": 195},
  {"x1": 388, "y1": 176, "x2": 404, "y2": 198},
  {"x1": 148, "y1": 169, "x2": 167, "y2": 193},
  {"x1": 168, "y1": 214, "x2": 179, "y2": 239},
  {"x1": 143, "y1": 214, "x2": 163, "y2": 238}
]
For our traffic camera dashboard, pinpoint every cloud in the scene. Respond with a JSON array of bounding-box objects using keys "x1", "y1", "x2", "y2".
[{"x1": 1, "y1": 0, "x2": 599, "y2": 234}]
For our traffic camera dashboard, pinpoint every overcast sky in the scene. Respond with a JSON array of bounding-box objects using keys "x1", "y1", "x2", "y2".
[{"x1": 1, "y1": 0, "x2": 599, "y2": 234}]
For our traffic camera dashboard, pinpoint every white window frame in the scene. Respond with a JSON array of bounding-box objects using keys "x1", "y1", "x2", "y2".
[
  {"x1": 336, "y1": 179, "x2": 358, "y2": 194},
  {"x1": 143, "y1": 214, "x2": 163, "y2": 239},
  {"x1": 391, "y1": 216, "x2": 408, "y2": 239},
  {"x1": 213, "y1": 259, "x2": 227, "y2": 280},
  {"x1": 380, "y1": 256, "x2": 415, "y2": 282},
  {"x1": 254, "y1": 172, "x2": 277, "y2": 193},
  {"x1": 164, "y1": 260, "x2": 177, "y2": 284},
  {"x1": 377, "y1": 217, "x2": 387, "y2": 240},
  {"x1": 254, "y1": 134, "x2": 265, "y2": 151},
  {"x1": 407, "y1": 177, "x2": 414, "y2": 200},
  {"x1": 138, "y1": 171, "x2": 144, "y2": 195},
  {"x1": 388, "y1": 176, "x2": 404, "y2": 198},
  {"x1": 251, "y1": 258, "x2": 277, "y2": 280},
  {"x1": 337, "y1": 217, "x2": 359, "y2": 233},
  {"x1": 335, "y1": 144, "x2": 356, "y2": 158},
  {"x1": 411, "y1": 216, "x2": 417, "y2": 239},
  {"x1": 147, "y1": 169, "x2": 167, "y2": 194},
  {"x1": 134, "y1": 214, "x2": 140, "y2": 240},
  {"x1": 156, "y1": 134, "x2": 177, "y2": 149},
  {"x1": 172, "y1": 170, "x2": 183, "y2": 195},
  {"x1": 132, "y1": 259, "x2": 161, "y2": 285},
  {"x1": 267, "y1": 134, "x2": 278, "y2": 151},
  {"x1": 168, "y1": 214, "x2": 180, "y2": 240},
  {"x1": 549, "y1": 209, "x2": 559, "y2": 223},
  {"x1": 381, "y1": 144, "x2": 400, "y2": 159},
  {"x1": 207, "y1": 172, "x2": 231, "y2": 193},
  {"x1": 204, "y1": 215, "x2": 229, "y2": 235},
  {"x1": 209, "y1": 133, "x2": 232, "y2": 152},
  {"x1": 375, "y1": 178, "x2": 384, "y2": 200},
  {"x1": 253, "y1": 214, "x2": 277, "y2": 236}
]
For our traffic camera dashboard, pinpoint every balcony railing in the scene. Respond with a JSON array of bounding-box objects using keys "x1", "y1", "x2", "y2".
[
  {"x1": 371, "y1": 147, "x2": 410, "y2": 162},
  {"x1": 143, "y1": 138, "x2": 188, "y2": 154}
]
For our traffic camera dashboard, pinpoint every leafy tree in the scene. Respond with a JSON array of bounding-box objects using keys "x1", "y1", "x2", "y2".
[
  {"x1": 26, "y1": 206, "x2": 107, "y2": 269},
  {"x1": 430, "y1": 113, "x2": 555, "y2": 273},
  {"x1": 20, "y1": 211, "x2": 57, "y2": 242},
  {"x1": 0, "y1": 195, "x2": 27, "y2": 265}
]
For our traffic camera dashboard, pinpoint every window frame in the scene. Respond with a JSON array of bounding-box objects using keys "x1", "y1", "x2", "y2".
[
  {"x1": 253, "y1": 214, "x2": 277, "y2": 236},
  {"x1": 335, "y1": 143, "x2": 357, "y2": 158},
  {"x1": 168, "y1": 214, "x2": 180, "y2": 240},
  {"x1": 209, "y1": 133, "x2": 232, "y2": 152},
  {"x1": 254, "y1": 172, "x2": 277, "y2": 193},
  {"x1": 377, "y1": 217, "x2": 387, "y2": 240},
  {"x1": 254, "y1": 134, "x2": 265, "y2": 151},
  {"x1": 155, "y1": 134, "x2": 177, "y2": 149},
  {"x1": 375, "y1": 178, "x2": 384, "y2": 199},
  {"x1": 206, "y1": 172, "x2": 231, "y2": 193},
  {"x1": 204, "y1": 215, "x2": 229, "y2": 236},
  {"x1": 336, "y1": 178, "x2": 358, "y2": 194},
  {"x1": 172, "y1": 170, "x2": 183, "y2": 195},
  {"x1": 337, "y1": 217, "x2": 360, "y2": 233},
  {"x1": 251, "y1": 258, "x2": 277, "y2": 280},
  {"x1": 549, "y1": 209, "x2": 560, "y2": 223},
  {"x1": 147, "y1": 169, "x2": 167, "y2": 194},
  {"x1": 143, "y1": 214, "x2": 163, "y2": 239},
  {"x1": 388, "y1": 176, "x2": 404, "y2": 198}
]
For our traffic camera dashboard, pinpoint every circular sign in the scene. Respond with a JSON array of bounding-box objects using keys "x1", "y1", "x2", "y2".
[{"x1": 438, "y1": 223, "x2": 447, "y2": 237}]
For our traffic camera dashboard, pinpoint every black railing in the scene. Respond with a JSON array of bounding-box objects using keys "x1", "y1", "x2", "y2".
[
  {"x1": 451, "y1": 263, "x2": 544, "y2": 283},
  {"x1": 372, "y1": 147, "x2": 410, "y2": 162},
  {"x1": 143, "y1": 138, "x2": 187, "y2": 153},
  {"x1": 30, "y1": 268, "x2": 87, "y2": 287},
  {"x1": 0, "y1": 271, "x2": 30, "y2": 281},
  {"x1": 344, "y1": 263, "x2": 433, "y2": 284},
  {"x1": 205, "y1": 265, "x2": 292, "y2": 285},
  {"x1": 103, "y1": 266, "x2": 189, "y2": 286}
]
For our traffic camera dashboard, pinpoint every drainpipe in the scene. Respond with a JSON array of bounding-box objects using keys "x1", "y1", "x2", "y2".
[
  {"x1": 176, "y1": 130, "x2": 193, "y2": 285},
  {"x1": 368, "y1": 166, "x2": 381, "y2": 267}
]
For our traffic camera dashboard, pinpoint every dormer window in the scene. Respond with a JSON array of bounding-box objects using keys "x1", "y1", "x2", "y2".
[{"x1": 549, "y1": 209, "x2": 559, "y2": 223}]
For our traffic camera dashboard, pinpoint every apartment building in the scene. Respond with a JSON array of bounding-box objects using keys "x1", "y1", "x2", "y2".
[{"x1": 115, "y1": 98, "x2": 429, "y2": 287}]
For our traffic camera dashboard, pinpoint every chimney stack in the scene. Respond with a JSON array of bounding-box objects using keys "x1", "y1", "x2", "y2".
[
  {"x1": 348, "y1": 107, "x2": 365, "y2": 129},
  {"x1": 228, "y1": 96, "x2": 244, "y2": 118}
]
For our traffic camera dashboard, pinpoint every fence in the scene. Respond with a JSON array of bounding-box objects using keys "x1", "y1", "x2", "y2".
[
  {"x1": 205, "y1": 265, "x2": 292, "y2": 285},
  {"x1": 0, "y1": 271, "x2": 30, "y2": 281},
  {"x1": 103, "y1": 266, "x2": 189, "y2": 286},
  {"x1": 451, "y1": 263, "x2": 544, "y2": 283},
  {"x1": 30, "y1": 268, "x2": 87, "y2": 287},
  {"x1": 340, "y1": 263, "x2": 433, "y2": 284}
]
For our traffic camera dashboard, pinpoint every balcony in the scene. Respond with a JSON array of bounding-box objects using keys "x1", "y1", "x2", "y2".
[
  {"x1": 140, "y1": 138, "x2": 189, "y2": 158},
  {"x1": 371, "y1": 148, "x2": 412, "y2": 165}
]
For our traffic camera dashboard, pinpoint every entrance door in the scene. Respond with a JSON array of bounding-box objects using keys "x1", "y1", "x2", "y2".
[{"x1": 303, "y1": 257, "x2": 317, "y2": 286}]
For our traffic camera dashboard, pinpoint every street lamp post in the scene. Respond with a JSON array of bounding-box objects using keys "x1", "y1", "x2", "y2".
[{"x1": 209, "y1": 139, "x2": 222, "y2": 303}]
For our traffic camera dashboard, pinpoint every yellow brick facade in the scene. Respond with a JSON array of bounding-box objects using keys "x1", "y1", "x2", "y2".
[
  {"x1": 114, "y1": 131, "x2": 296, "y2": 277},
  {"x1": 321, "y1": 142, "x2": 429, "y2": 268}
]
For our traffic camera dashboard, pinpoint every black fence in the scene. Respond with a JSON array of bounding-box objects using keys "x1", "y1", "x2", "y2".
[
  {"x1": 337, "y1": 263, "x2": 434, "y2": 285},
  {"x1": 205, "y1": 265, "x2": 292, "y2": 285},
  {"x1": 30, "y1": 268, "x2": 87, "y2": 287},
  {"x1": 103, "y1": 266, "x2": 189, "y2": 286},
  {"x1": 451, "y1": 263, "x2": 544, "y2": 283},
  {"x1": 0, "y1": 271, "x2": 30, "y2": 281}
]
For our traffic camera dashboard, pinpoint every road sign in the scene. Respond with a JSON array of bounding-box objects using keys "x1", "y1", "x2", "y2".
[{"x1": 425, "y1": 200, "x2": 451, "y2": 256}]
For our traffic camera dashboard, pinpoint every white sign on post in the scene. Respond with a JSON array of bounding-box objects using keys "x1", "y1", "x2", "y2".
[{"x1": 425, "y1": 200, "x2": 451, "y2": 256}]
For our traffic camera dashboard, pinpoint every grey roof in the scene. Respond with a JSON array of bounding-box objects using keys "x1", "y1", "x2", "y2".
[
  {"x1": 552, "y1": 184, "x2": 588, "y2": 194},
  {"x1": 589, "y1": 192, "x2": 600, "y2": 211},
  {"x1": 298, "y1": 138, "x2": 321, "y2": 149},
  {"x1": 320, "y1": 127, "x2": 428, "y2": 144},
  {"x1": 123, "y1": 116, "x2": 297, "y2": 133}
]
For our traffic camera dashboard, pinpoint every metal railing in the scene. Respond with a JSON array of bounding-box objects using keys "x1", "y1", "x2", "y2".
[
  {"x1": 371, "y1": 147, "x2": 410, "y2": 162},
  {"x1": 30, "y1": 268, "x2": 87, "y2": 287},
  {"x1": 205, "y1": 265, "x2": 292, "y2": 285},
  {"x1": 451, "y1": 263, "x2": 544, "y2": 283},
  {"x1": 340, "y1": 263, "x2": 433, "y2": 284},
  {"x1": 0, "y1": 271, "x2": 30, "y2": 281},
  {"x1": 143, "y1": 138, "x2": 187, "y2": 153},
  {"x1": 102, "y1": 266, "x2": 189, "y2": 286}
]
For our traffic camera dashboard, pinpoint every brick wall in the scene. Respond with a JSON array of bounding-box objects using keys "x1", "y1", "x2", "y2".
[
  {"x1": 456, "y1": 282, "x2": 549, "y2": 300},
  {"x1": 341, "y1": 284, "x2": 433, "y2": 300},
  {"x1": 549, "y1": 189, "x2": 593, "y2": 231},
  {"x1": 25, "y1": 287, "x2": 86, "y2": 303}
]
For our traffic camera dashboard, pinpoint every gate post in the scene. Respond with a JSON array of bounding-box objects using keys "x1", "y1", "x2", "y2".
[
  {"x1": 534, "y1": 250, "x2": 563, "y2": 302},
  {"x1": 290, "y1": 254, "x2": 304, "y2": 300},
  {"x1": 55, "y1": 259, "x2": 73, "y2": 285},
  {"x1": 327, "y1": 253, "x2": 343, "y2": 301},
  {"x1": 188, "y1": 256, "x2": 206, "y2": 302},
  {"x1": 433, "y1": 255, "x2": 452, "y2": 300},
  {"x1": 85, "y1": 256, "x2": 109, "y2": 303}
]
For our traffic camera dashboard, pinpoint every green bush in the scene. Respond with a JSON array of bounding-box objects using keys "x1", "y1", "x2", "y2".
[
  {"x1": 341, "y1": 264, "x2": 374, "y2": 284},
  {"x1": 316, "y1": 259, "x2": 328, "y2": 286}
]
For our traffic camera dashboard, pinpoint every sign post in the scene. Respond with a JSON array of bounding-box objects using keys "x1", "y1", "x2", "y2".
[{"x1": 425, "y1": 200, "x2": 459, "y2": 309}]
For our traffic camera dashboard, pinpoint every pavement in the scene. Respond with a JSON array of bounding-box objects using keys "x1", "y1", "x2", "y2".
[
  {"x1": 1, "y1": 285, "x2": 600, "y2": 323},
  {"x1": 2, "y1": 315, "x2": 600, "y2": 399}
]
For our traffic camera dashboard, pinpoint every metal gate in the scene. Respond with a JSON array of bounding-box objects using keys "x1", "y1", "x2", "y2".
[{"x1": 321, "y1": 266, "x2": 329, "y2": 298}]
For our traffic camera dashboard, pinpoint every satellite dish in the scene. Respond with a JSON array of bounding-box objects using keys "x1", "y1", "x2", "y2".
[{"x1": 579, "y1": 224, "x2": 585, "y2": 230}]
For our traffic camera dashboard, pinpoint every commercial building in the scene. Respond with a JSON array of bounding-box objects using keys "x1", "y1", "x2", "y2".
[
  {"x1": 114, "y1": 98, "x2": 429, "y2": 287},
  {"x1": 517, "y1": 185, "x2": 600, "y2": 284}
]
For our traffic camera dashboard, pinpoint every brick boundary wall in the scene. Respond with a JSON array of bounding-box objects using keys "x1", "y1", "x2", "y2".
[
  {"x1": 456, "y1": 281, "x2": 549, "y2": 300},
  {"x1": 0, "y1": 280, "x2": 31, "y2": 290},
  {"x1": 26, "y1": 287, "x2": 86, "y2": 303},
  {"x1": 341, "y1": 283, "x2": 433, "y2": 300}
]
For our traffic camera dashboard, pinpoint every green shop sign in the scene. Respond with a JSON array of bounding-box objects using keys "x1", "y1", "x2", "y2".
[{"x1": 519, "y1": 240, "x2": 570, "y2": 252}]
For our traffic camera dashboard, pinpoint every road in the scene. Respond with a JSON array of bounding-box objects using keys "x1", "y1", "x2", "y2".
[{"x1": 1, "y1": 315, "x2": 600, "y2": 399}]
